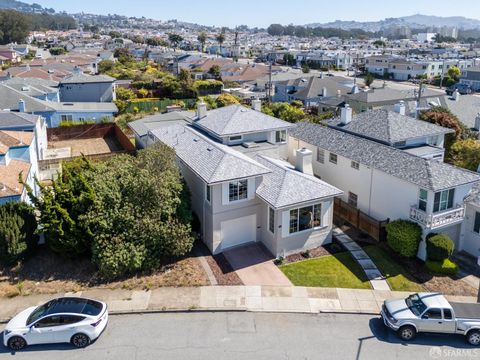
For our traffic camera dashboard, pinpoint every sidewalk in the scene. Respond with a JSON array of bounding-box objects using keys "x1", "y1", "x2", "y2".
[{"x1": 0, "y1": 286, "x2": 477, "y2": 323}]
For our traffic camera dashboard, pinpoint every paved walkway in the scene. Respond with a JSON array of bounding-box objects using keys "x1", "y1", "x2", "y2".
[
  {"x1": 223, "y1": 243, "x2": 292, "y2": 286},
  {"x1": 333, "y1": 228, "x2": 390, "y2": 291},
  {"x1": 0, "y1": 286, "x2": 476, "y2": 323}
]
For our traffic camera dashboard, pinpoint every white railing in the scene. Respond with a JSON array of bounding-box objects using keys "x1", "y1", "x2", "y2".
[{"x1": 409, "y1": 205, "x2": 465, "y2": 229}]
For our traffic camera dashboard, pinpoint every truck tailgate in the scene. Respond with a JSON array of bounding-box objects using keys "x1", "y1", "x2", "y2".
[{"x1": 451, "y1": 302, "x2": 480, "y2": 320}]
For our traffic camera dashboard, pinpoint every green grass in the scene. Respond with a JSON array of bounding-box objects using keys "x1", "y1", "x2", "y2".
[
  {"x1": 279, "y1": 252, "x2": 371, "y2": 289},
  {"x1": 363, "y1": 245, "x2": 424, "y2": 292}
]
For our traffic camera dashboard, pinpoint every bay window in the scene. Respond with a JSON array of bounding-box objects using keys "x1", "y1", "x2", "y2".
[
  {"x1": 289, "y1": 204, "x2": 322, "y2": 234},
  {"x1": 418, "y1": 189, "x2": 427, "y2": 212}
]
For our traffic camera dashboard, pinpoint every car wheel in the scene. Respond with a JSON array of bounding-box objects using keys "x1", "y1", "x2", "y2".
[
  {"x1": 467, "y1": 330, "x2": 480, "y2": 346},
  {"x1": 398, "y1": 325, "x2": 416, "y2": 341},
  {"x1": 7, "y1": 336, "x2": 27, "y2": 351},
  {"x1": 71, "y1": 333, "x2": 90, "y2": 348}
]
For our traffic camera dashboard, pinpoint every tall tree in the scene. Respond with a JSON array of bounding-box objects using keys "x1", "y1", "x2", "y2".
[
  {"x1": 0, "y1": 10, "x2": 29, "y2": 44},
  {"x1": 197, "y1": 32, "x2": 207, "y2": 53},
  {"x1": 216, "y1": 31, "x2": 225, "y2": 56},
  {"x1": 168, "y1": 33, "x2": 184, "y2": 50}
]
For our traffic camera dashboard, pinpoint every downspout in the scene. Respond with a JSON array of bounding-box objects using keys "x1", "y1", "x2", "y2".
[{"x1": 368, "y1": 166, "x2": 374, "y2": 216}]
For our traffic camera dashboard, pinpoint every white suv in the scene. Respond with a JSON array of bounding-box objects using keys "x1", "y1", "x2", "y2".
[{"x1": 3, "y1": 297, "x2": 108, "y2": 350}]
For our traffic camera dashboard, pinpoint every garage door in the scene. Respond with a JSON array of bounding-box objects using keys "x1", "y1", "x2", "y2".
[{"x1": 220, "y1": 215, "x2": 256, "y2": 250}]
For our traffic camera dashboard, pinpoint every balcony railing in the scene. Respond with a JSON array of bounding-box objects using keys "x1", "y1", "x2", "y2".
[{"x1": 409, "y1": 205, "x2": 465, "y2": 229}]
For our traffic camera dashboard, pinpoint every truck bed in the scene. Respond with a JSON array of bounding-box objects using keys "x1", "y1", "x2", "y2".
[{"x1": 451, "y1": 302, "x2": 480, "y2": 320}]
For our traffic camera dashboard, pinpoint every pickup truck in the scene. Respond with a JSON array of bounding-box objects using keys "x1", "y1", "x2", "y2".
[{"x1": 381, "y1": 292, "x2": 480, "y2": 345}]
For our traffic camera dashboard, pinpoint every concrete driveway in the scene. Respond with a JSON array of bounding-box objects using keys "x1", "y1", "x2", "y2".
[{"x1": 223, "y1": 243, "x2": 292, "y2": 286}]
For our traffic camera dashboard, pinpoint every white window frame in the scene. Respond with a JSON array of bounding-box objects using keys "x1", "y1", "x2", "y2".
[
  {"x1": 351, "y1": 161, "x2": 359, "y2": 170},
  {"x1": 288, "y1": 204, "x2": 323, "y2": 235},
  {"x1": 228, "y1": 179, "x2": 248, "y2": 203},
  {"x1": 348, "y1": 192, "x2": 358, "y2": 208},
  {"x1": 268, "y1": 207, "x2": 275, "y2": 234},
  {"x1": 317, "y1": 148, "x2": 325, "y2": 164},
  {"x1": 275, "y1": 130, "x2": 287, "y2": 143},
  {"x1": 433, "y1": 188, "x2": 454, "y2": 213},
  {"x1": 60, "y1": 114, "x2": 73, "y2": 122},
  {"x1": 329, "y1": 153, "x2": 337, "y2": 164},
  {"x1": 418, "y1": 189, "x2": 428, "y2": 212},
  {"x1": 206, "y1": 184, "x2": 211, "y2": 203},
  {"x1": 229, "y1": 135, "x2": 242, "y2": 141}
]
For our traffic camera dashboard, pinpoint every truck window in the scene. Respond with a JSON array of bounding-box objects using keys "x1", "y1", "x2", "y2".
[
  {"x1": 443, "y1": 309, "x2": 453, "y2": 320},
  {"x1": 422, "y1": 308, "x2": 442, "y2": 319}
]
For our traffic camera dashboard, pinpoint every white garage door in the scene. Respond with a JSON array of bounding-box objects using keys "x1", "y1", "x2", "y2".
[{"x1": 220, "y1": 215, "x2": 256, "y2": 250}]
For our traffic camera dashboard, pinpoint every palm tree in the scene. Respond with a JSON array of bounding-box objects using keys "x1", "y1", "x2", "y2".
[
  {"x1": 216, "y1": 31, "x2": 225, "y2": 57},
  {"x1": 197, "y1": 32, "x2": 207, "y2": 53},
  {"x1": 168, "y1": 33, "x2": 184, "y2": 51}
]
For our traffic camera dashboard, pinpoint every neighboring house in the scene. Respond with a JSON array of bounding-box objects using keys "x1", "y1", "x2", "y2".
[
  {"x1": 444, "y1": 94, "x2": 480, "y2": 130},
  {"x1": 324, "y1": 106, "x2": 454, "y2": 161},
  {"x1": 59, "y1": 72, "x2": 116, "y2": 102},
  {"x1": 288, "y1": 121, "x2": 480, "y2": 260},
  {"x1": 365, "y1": 55, "x2": 394, "y2": 77},
  {"x1": 0, "y1": 84, "x2": 117, "y2": 128},
  {"x1": 2, "y1": 77, "x2": 60, "y2": 102},
  {"x1": 344, "y1": 86, "x2": 446, "y2": 114},
  {"x1": 0, "y1": 47, "x2": 20, "y2": 63},
  {"x1": 146, "y1": 103, "x2": 342, "y2": 257},
  {"x1": 273, "y1": 75, "x2": 353, "y2": 108},
  {"x1": 128, "y1": 111, "x2": 194, "y2": 149},
  {"x1": 459, "y1": 67, "x2": 480, "y2": 91},
  {"x1": 462, "y1": 184, "x2": 480, "y2": 258},
  {"x1": 0, "y1": 130, "x2": 39, "y2": 204},
  {"x1": 0, "y1": 111, "x2": 48, "y2": 161}
]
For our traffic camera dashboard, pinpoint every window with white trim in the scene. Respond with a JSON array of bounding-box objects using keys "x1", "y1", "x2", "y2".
[
  {"x1": 351, "y1": 161, "x2": 359, "y2": 170},
  {"x1": 228, "y1": 179, "x2": 248, "y2": 202},
  {"x1": 474, "y1": 212, "x2": 480, "y2": 234},
  {"x1": 275, "y1": 130, "x2": 286, "y2": 143},
  {"x1": 60, "y1": 114, "x2": 73, "y2": 122},
  {"x1": 229, "y1": 135, "x2": 242, "y2": 141},
  {"x1": 348, "y1": 192, "x2": 358, "y2": 208},
  {"x1": 289, "y1": 204, "x2": 322, "y2": 234},
  {"x1": 433, "y1": 189, "x2": 454, "y2": 213},
  {"x1": 317, "y1": 148, "x2": 325, "y2": 164},
  {"x1": 269, "y1": 207, "x2": 275, "y2": 233},
  {"x1": 418, "y1": 189, "x2": 427, "y2": 212},
  {"x1": 329, "y1": 153, "x2": 337, "y2": 164}
]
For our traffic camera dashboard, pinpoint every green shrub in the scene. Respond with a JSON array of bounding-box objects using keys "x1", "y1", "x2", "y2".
[
  {"x1": 0, "y1": 202, "x2": 39, "y2": 266},
  {"x1": 385, "y1": 220, "x2": 422, "y2": 258},
  {"x1": 426, "y1": 233, "x2": 454, "y2": 261},
  {"x1": 425, "y1": 259, "x2": 458, "y2": 276}
]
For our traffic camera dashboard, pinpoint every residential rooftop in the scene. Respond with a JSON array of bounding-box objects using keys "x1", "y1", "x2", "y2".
[{"x1": 291, "y1": 121, "x2": 480, "y2": 191}]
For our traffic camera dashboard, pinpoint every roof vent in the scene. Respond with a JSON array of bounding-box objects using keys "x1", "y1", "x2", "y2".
[
  {"x1": 21, "y1": 86, "x2": 30, "y2": 91},
  {"x1": 193, "y1": 138, "x2": 199, "y2": 142},
  {"x1": 206, "y1": 147, "x2": 213, "y2": 151}
]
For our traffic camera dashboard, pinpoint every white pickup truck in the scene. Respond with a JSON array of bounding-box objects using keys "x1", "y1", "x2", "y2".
[{"x1": 381, "y1": 292, "x2": 480, "y2": 345}]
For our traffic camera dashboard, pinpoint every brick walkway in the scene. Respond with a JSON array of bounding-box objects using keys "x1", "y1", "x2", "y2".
[{"x1": 333, "y1": 227, "x2": 391, "y2": 291}]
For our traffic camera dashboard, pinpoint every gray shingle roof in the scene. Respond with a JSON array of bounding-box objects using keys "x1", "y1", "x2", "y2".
[
  {"x1": 445, "y1": 95, "x2": 480, "y2": 129},
  {"x1": 151, "y1": 124, "x2": 271, "y2": 184},
  {"x1": 291, "y1": 122, "x2": 480, "y2": 191},
  {"x1": 193, "y1": 105, "x2": 294, "y2": 137},
  {"x1": 325, "y1": 109, "x2": 454, "y2": 144},
  {"x1": 255, "y1": 155, "x2": 342, "y2": 209},
  {"x1": 128, "y1": 111, "x2": 194, "y2": 137},
  {"x1": 345, "y1": 86, "x2": 444, "y2": 104},
  {"x1": 0, "y1": 111, "x2": 40, "y2": 129},
  {"x1": 60, "y1": 73, "x2": 115, "y2": 84},
  {"x1": 290, "y1": 76, "x2": 353, "y2": 100}
]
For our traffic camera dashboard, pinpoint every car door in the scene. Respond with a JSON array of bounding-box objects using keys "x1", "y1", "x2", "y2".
[
  {"x1": 418, "y1": 308, "x2": 443, "y2": 332},
  {"x1": 54, "y1": 315, "x2": 86, "y2": 343},
  {"x1": 26, "y1": 315, "x2": 62, "y2": 345},
  {"x1": 438, "y1": 309, "x2": 457, "y2": 333}
]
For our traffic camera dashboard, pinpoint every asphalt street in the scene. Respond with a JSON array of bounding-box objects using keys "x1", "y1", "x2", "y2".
[{"x1": 1, "y1": 312, "x2": 479, "y2": 359}]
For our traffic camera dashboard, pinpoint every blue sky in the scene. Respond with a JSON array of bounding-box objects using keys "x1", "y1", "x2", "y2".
[{"x1": 31, "y1": 0, "x2": 480, "y2": 27}]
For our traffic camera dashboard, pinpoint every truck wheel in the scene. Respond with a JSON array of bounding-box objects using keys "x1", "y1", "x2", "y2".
[
  {"x1": 398, "y1": 325, "x2": 416, "y2": 341},
  {"x1": 467, "y1": 330, "x2": 480, "y2": 346}
]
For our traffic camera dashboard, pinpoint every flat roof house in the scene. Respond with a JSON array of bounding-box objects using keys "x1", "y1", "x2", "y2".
[{"x1": 147, "y1": 103, "x2": 342, "y2": 257}]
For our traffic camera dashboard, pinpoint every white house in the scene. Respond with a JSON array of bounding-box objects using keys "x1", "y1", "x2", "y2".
[
  {"x1": 146, "y1": 103, "x2": 342, "y2": 257},
  {"x1": 288, "y1": 120, "x2": 480, "y2": 260}
]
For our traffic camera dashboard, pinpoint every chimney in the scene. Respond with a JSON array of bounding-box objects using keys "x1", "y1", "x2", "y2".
[
  {"x1": 453, "y1": 89, "x2": 460, "y2": 102},
  {"x1": 394, "y1": 100, "x2": 406, "y2": 115},
  {"x1": 475, "y1": 113, "x2": 480, "y2": 131},
  {"x1": 18, "y1": 99, "x2": 26, "y2": 113},
  {"x1": 340, "y1": 104, "x2": 352, "y2": 125},
  {"x1": 322, "y1": 87, "x2": 327, "y2": 97},
  {"x1": 196, "y1": 102, "x2": 207, "y2": 118},
  {"x1": 252, "y1": 99, "x2": 262, "y2": 112},
  {"x1": 295, "y1": 148, "x2": 313, "y2": 176}
]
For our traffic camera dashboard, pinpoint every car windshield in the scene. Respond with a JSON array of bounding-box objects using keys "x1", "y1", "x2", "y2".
[
  {"x1": 26, "y1": 300, "x2": 56, "y2": 326},
  {"x1": 405, "y1": 294, "x2": 427, "y2": 316}
]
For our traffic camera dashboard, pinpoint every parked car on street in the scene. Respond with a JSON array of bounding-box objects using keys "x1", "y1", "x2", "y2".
[
  {"x1": 381, "y1": 292, "x2": 480, "y2": 345},
  {"x1": 3, "y1": 297, "x2": 108, "y2": 350},
  {"x1": 446, "y1": 83, "x2": 472, "y2": 95}
]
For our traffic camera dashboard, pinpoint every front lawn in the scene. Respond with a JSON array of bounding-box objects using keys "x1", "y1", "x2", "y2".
[
  {"x1": 363, "y1": 245, "x2": 424, "y2": 292},
  {"x1": 279, "y1": 252, "x2": 371, "y2": 289}
]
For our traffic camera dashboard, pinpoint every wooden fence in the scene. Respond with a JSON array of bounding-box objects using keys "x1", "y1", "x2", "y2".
[{"x1": 333, "y1": 198, "x2": 389, "y2": 242}]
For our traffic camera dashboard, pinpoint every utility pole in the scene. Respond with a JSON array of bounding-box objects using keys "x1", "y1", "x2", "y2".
[
  {"x1": 439, "y1": 59, "x2": 446, "y2": 89},
  {"x1": 268, "y1": 60, "x2": 272, "y2": 103}
]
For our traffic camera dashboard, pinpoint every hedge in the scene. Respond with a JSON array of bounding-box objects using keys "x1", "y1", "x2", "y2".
[
  {"x1": 425, "y1": 259, "x2": 459, "y2": 276},
  {"x1": 385, "y1": 220, "x2": 422, "y2": 258},
  {"x1": 426, "y1": 233, "x2": 455, "y2": 261}
]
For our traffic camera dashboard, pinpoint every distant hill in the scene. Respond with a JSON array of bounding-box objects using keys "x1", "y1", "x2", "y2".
[
  {"x1": 306, "y1": 14, "x2": 480, "y2": 31},
  {"x1": 0, "y1": 0, "x2": 54, "y2": 13}
]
